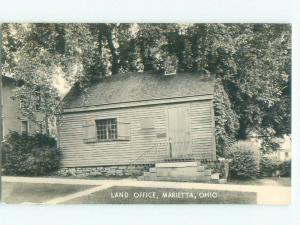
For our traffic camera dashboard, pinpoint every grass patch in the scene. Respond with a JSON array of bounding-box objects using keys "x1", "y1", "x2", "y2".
[
  {"x1": 66, "y1": 186, "x2": 257, "y2": 204},
  {"x1": 2, "y1": 182, "x2": 95, "y2": 204}
]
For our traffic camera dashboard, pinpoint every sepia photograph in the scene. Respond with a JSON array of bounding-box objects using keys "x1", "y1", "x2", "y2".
[{"x1": 0, "y1": 23, "x2": 291, "y2": 204}]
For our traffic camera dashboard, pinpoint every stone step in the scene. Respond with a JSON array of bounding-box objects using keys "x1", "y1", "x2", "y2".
[
  {"x1": 168, "y1": 170, "x2": 205, "y2": 178},
  {"x1": 156, "y1": 166, "x2": 199, "y2": 177},
  {"x1": 149, "y1": 167, "x2": 156, "y2": 173},
  {"x1": 163, "y1": 157, "x2": 199, "y2": 163},
  {"x1": 139, "y1": 171, "x2": 216, "y2": 183},
  {"x1": 156, "y1": 161, "x2": 201, "y2": 168},
  {"x1": 143, "y1": 171, "x2": 150, "y2": 177},
  {"x1": 155, "y1": 174, "x2": 211, "y2": 182},
  {"x1": 138, "y1": 161, "x2": 222, "y2": 183}
]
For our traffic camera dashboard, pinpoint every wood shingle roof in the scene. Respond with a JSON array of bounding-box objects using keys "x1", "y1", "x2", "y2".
[{"x1": 62, "y1": 72, "x2": 215, "y2": 109}]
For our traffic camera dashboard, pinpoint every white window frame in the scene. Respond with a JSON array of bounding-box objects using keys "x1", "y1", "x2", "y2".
[
  {"x1": 95, "y1": 118, "x2": 118, "y2": 141},
  {"x1": 84, "y1": 116, "x2": 130, "y2": 143}
]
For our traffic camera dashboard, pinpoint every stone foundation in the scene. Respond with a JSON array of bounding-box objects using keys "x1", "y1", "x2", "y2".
[
  {"x1": 55, "y1": 164, "x2": 153, "y2": 177},
  {"x1": 54, "y1": 159, "x2": 229, "y2": 181}
]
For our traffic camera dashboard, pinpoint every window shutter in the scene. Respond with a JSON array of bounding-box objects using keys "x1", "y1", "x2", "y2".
[
  {"x1": 117, "y1": 117, "x2": 130, "y2": 140},
  {"x1": 83, "y1": 120, "x2": 96, "y2": 143}
]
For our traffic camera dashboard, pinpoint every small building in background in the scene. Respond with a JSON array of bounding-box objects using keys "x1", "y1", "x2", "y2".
[
  {"x1": 267, "y1": 135, "x2": 291, "y2": 162},
  {"x1": 1, "y1": 75, "x2": 46, "y2": 139},
  {"x1": 248, "y1": 133, "x2": 291, "y2": 162}
]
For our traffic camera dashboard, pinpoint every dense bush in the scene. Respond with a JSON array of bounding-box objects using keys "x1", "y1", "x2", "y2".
[
  {"x1": 259, "y1": 155, "x2": 291, "y2": 177},
  {"x1": 226, "y1": 141, "x2": 260, "y2": 179},
  {"x1": 279, "y1": 160, "x2": 291, "y2": 177},
  {"x1": 259, "y1": 156, "x2": 279, "y2": 177},
  {"x1": 1, "y1": 131, "x2": 60, "y2": 176}
]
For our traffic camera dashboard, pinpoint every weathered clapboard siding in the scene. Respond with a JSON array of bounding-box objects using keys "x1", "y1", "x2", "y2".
[
  {"x1": 59, "y1": 100, "x2": 216, "y2": 167},
  {"x1": 190, "y1": 100, "x2": 215, "y2": 160}
]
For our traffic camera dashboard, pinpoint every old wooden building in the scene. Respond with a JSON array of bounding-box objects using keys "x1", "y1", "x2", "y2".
[
  {"x1": 59, "y1": 72, "x2": 217, "y2": 178},
  {"x1": 1, "y1": 76, "x2": 45, "y2": 139}
]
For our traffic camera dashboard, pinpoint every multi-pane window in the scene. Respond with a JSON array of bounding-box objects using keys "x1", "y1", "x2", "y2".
[
  {"x1": 96, "y1": 118, "x2": 117, "y2": 140},
  {"x1": 83, "y1": 118, "x2": 130, "y2": 143}
]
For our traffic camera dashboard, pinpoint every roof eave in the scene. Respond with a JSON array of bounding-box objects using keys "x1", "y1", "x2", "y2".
[{"x1": 62, "y1": 94, "x2": 214, "y2": 114}]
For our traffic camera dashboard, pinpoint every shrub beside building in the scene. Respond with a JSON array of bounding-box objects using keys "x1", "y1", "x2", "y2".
[{"x1": 1, "y1": 131, "x2": 60, "y2": 176}]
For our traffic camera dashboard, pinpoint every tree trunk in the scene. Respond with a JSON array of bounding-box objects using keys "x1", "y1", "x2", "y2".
[
  {"x1": 105, "y1": 28, "x2": 119, "y2": 75},
  {"x1": 237, "y1": 118, "x2": 248, "y2": 140}
]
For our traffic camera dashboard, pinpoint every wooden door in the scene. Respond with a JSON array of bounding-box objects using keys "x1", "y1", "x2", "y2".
[{"x1": 167, "y1": 106, "x2": 192, "y2": 158}]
